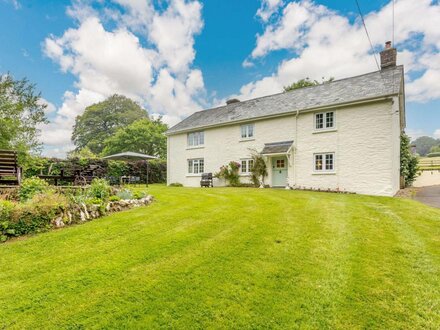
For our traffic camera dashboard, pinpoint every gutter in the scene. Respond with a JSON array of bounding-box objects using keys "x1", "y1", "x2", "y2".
[{"x1": 165, "y1": 94, "x2": 397, "y2": 136}]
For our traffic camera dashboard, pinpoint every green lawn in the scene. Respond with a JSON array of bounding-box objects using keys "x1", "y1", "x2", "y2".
[{"x1": 1, "y1": 185, "x2": 439, "y2": 329}]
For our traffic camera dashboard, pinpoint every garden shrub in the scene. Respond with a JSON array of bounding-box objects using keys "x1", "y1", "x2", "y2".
[
  {"x1": 169, "y1": 183, "x2": 183, "y2": 187},
  {"x1": 400, "y1": 133, "x2": 419, "y2": 187},
  {"x1": 1, "y1": 192, "x2": 68, "y2": 240},
  {"x1": 116, "y1": 189, "x2": 133, "y2": 200},
  {"x1": 214, "y1": 161, "x2": 241, "y2": 186},
  {"x1": 19, "y1": 177, "x2": 50, "y2": 201},
  {"x1": 132, "y1": 191, "x2": 147, "y2": 200},
  {"x1": 427, "y1": 152, "x2": 440, "y2": 158},
  {"x1": 88, "y1": 178, "x2": 111, "y2": 200},
  {"x1": 85, "y1": 197, "x2": 103, "y2": 206},
  {"x1": 249, "y1": 149, "x2": 268, "y2": 187},
  {"x1": 109, "y1": 195, "x2": 121, "y2": 202}
]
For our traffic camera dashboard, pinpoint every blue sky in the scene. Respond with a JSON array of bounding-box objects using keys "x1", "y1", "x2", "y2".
[{"x1": 0, "y1": 0, "x2": 438, "y2": 157}]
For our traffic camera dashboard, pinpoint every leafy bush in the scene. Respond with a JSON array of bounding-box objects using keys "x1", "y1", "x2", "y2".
[
  {"x1": 19, "y1": 177, "x2": 50, "y2": 201},
  {"x1": 169, "y1": 182, "x2": 183, "y2": 187},
  {"x1": 88, "y1": 178, "x2": 111, "y2": 200},
  {"x1": 133, "y1": 191, "x2": 147, "y2": 200},
  {"x1": 249, "y1": 150, "x2": 268, "y2": 187},
  {"x1": 107, "y1": 160, "x2": 129, "y2": 180},
  {"x1": 116, "y1": 189, "x2": 133, "y2": 200},
  {"x1": 214, "y1": 161, "x2": 241, "y2": 187},
  {"x1": 401, "y1": 133, "x2": 419, "y2": 187},
  {"x1": 109, "y1": 195, "x2": 121, "y2": 202},
  {"x1": 427, "y1": 152, "x2": 440, "y2": 158},
  {"x1": 1, "y1": 192, "x2": 68, "y2": 241},
  {"x1": 0, "y1": 200, "x2": 15, "y2": 222},
  {"x1": 85, "y1": 197, "x2": 103, "y2": 206}
]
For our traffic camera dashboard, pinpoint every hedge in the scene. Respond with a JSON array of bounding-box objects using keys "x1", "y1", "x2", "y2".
[{"x1": 24, "y1": 157, "x2": 166, "y2": 184}]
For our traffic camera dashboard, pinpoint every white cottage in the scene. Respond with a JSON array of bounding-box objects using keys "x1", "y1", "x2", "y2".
[{"x1": 166, "y1": 43, "x2": 405, "y2": 196}]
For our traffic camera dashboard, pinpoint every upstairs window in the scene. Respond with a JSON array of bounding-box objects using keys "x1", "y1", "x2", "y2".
[
  {"x1": 240, "y1": 159, "x2": 254, "y2": 174},
  {"x1": 240, "y1": 124, "x2": 254, "y2": 139},
  {"x1": 187, "y1": 131, "x2": 204, "y2": 147},
  {"x1": 314, "y1": 153, "x2": 334, "y2": 172},
  {"x1": 315, "y1": 111, "x2": 335, "y2": 130},
  {"x1": 188, "y1": 158, "x2": 204, "y2": 174}
]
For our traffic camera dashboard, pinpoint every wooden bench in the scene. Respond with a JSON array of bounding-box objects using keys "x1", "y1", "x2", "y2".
[
  {"x1": 200, "y1": 173, "x2": 213, "y2": 187},
  {"x1": 0, "y1": 150, "x2": 22, "y2": 186}
]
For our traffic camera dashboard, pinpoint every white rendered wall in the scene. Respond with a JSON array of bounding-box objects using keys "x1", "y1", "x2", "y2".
[{"x1": 168, "y1": 99, "x2": 401, "y2": 196}]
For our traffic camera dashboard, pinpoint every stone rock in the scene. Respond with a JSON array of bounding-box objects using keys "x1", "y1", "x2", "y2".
[
  {"x1": 81, "y1": 203, "x2": 90, "y2": 220},
  {"x1": 53, "y1": 217, "x2": 64, "y2": 228},
  {"x1": 79, "y1": 210, "x2": 86, "y2": 222}
]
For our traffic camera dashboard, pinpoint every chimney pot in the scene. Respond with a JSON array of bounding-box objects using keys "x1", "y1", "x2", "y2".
[{"x1": 380, "y1": 41, "x2": 397, "y2": 69}]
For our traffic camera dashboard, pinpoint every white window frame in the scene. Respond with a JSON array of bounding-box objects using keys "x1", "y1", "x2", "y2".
[
  {"x1": 187, "y1": 158, "x2": 204, "y2": 175},
  {"x1": 240, "y1": 159, "x2": 254, "y2": 175},
  {"x1": 187, "y1": 131, "x2": 204, "y2": 148},
  {"x1": 314, "y1": 111, "x2": 335, "y2": 130},
  {"x1": 313, "y1": 153, "x2": 335, "y2": 173},
  {"x1": 240, "y1": 124, "x2": 255, "y2": 140}
]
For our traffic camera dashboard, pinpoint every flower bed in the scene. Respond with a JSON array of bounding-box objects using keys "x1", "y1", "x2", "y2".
[{"x1": 0, "y1": 178, "x2": 153, "y2": 243}]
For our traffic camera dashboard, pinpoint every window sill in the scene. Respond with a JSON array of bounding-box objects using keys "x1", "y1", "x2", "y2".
[
  {"x1": 312, "y1": 171, "x2": 336, "y2": 175},
  {"x1": 313, "y1": 128, "x2": 337, "y2": 134},
  {"x1": 186, "y1": 174, "x2": 202, "y2": 177},
  {"x1": 186, "y1": 146, "x2": 204, "y2": 150},
  {"x1": 239, "y1": 173, "x2": 251, "y2": 176},
  {"x1": 239, "y1": 138, "x2": 255, "y2": 142}
]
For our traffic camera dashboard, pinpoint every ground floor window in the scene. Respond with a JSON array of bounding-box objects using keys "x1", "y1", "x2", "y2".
[
  {"x1": 188, "y1": 158, "x2": 204, "y2": 174},
  {"x1": 314, "y1": 153, "x2": 334, "y2": 172},
  {"x1": 241, "y1": 159, "x2": 254, "y2": 174}
]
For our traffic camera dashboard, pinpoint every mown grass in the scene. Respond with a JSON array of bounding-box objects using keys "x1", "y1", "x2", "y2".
[{"x1": 0, "y1": 185, "x2": 439, "y2": 329}]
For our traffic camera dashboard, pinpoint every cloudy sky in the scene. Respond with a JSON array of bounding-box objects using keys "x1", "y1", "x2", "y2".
[{"x1": 0, "y1": 0, "x2": 439, "y2": 157}]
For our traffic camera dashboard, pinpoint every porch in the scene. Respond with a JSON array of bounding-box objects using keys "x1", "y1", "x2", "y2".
[{"x1": 260, "y1": 140, "x2": 294, "y2": 188}]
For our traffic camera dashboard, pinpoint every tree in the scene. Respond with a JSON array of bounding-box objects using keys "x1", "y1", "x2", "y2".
[
  {"x1": 283, "y1": 77, "x2": 334, "y2": 92},
  {"x1": 411, "y1": 136, "x2": 439, "y2": 156},
  {"x1": 401, "y1": 133, "x2": 419, "y2": 187},
  {"x1": 0, "y1": 75, "x2": 47, "y2": 154},
  {"x1": 72, "y1": 95, "x2": 148, "y2": 154},
  {"x1": 102, "y1": 118, "x2": 168, "y2": 158},
  {"x1": 429, "y1": 145, "x2": 440, "y2": 153}
]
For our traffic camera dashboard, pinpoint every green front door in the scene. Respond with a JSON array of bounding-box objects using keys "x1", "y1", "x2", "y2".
[{"x1": 272, "y1": 156, "x2": 288, "y2": 187}]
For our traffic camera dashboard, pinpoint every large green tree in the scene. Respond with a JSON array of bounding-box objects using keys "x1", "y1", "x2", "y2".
[
  {"x1": 0, "y1": 75, "x2": 47, "y2": 154},
  {"x1": 102, "y1": 118, "x2": 168, "y2": 158},
  {"x1": 72, "y1": 95, "x2": 148, "y2": 154},
  {"x1": 411, "y1": 136, "x2": 439, "y2": 156}
]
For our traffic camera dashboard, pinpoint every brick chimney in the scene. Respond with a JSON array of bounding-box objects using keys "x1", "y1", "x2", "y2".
[{"x1": 380, "y1": 41, "x2": 397, "y2": 69}]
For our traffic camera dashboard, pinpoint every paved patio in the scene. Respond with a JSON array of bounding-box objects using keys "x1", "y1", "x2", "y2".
[{"x1": 413, "y1": 185, "x2": 440, "y2": 208}]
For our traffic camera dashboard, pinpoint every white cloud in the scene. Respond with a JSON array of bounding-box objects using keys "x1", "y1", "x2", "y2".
[
  {"x1": 41, "y1": 0, "x2": 205, "y2": 157},
  {"x1": 256, "y1": 0, "x2": 284, "y2": 22},
  {"x1": 252, "y1": 1, "x2": 328, "y2": 58},
  {"x1": 38, "y1": 98, "x2": 56, "y2": 115},
  {"x1": 434, "y1": 129, "x2": 440, "y2": 139},
  {"x1": 150, "y1": 0, "x2": 203, "y2": 74},
  {"x1": 241, "y1": 0, "x2": 440, "y2": 102}
]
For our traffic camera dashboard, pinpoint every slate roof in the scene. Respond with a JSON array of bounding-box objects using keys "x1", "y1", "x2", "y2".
[
  {"x1": 261, "y1": 141, "x2": 294, "y2": 155},
  {"x1": 167, "y1": 66, "x2": 403, "y2": 135}
]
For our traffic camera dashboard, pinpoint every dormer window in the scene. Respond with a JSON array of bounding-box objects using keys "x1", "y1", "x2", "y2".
[
  {"x1": 240, "y1": 124, "x2": 254, "y2": 139},
  {"x1": 315, "y1": 111, "x2": 335, "y2": 130},
  {"x1": 187, "y1": 131, "x2": 204, "y2": 147}
]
